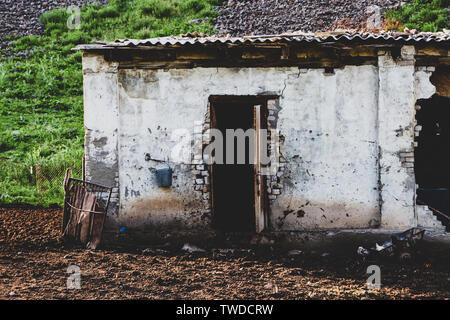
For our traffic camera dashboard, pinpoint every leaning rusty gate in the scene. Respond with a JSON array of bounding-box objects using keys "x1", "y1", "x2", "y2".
[{"x1": 62, "y1": 178, "x2": 112, "y2": 249}]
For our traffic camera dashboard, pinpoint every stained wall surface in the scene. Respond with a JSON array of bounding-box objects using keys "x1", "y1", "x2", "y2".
[{"x1": 82, "y1": 46, "x2": 437, "y2": 234}]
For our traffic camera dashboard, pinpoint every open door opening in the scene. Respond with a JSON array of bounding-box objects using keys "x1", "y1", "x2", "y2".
[
  {"x1": 209, "y1": 96, "x2": 270, "y2": 233},
  {"x1": 415, "y1": 93, "x2": 450, "y2": 230}
]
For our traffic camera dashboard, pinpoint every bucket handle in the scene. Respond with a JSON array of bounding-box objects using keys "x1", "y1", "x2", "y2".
[{"x1": 145, "y1": 153, "x2": 171, "y2": 170}]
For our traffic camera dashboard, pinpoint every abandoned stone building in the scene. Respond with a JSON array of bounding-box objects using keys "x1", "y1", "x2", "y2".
[{"x1": 77, "y1": 32, "x2": 450, "y2": 242}]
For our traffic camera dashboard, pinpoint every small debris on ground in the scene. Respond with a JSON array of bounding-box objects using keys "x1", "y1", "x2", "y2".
[
  {"x1": 214, "y1": 248, "x2": 235, "y2": 254},
  {"x1": 181, "y1": 243, "x2": 206, "y2": 253},
  {"x1": 142, "y1": 248, "x2": 169, "y2": 255},
  {"x1": 357, "y1": 246, "x2": 370, "y2": 256},
  {"x1": 142, "y1": 248, "x2": 153, "y2": 255},
  {"x1": 287, "y1": 249, "x2": 303, "y2": 256},
  {"x1": 263, "y1": 282, "x2": 279, "y2": 294},
  {"x1": 357, "y1": 228, "x2": 425, "y2": 260}
]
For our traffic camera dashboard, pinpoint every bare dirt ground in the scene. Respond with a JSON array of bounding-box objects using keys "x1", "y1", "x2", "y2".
[{"x1": 0, "y1": 206, "x2": 449, "y2": 300}]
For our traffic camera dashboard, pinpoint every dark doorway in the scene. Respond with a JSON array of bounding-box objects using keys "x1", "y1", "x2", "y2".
[
  {"x1": 415, "y1": 94, "x2": 450, "y2": 229},
  {"x1": 415, "y1": 95, "x2": 450, "y2": 188},
  {"x1": 209, "y1": 96, "x2": 271, "y2": 232}
]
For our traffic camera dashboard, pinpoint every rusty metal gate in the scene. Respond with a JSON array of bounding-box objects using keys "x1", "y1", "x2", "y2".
[{"x1": 62, "y1": 177, "x2": 112, "y2": 249}]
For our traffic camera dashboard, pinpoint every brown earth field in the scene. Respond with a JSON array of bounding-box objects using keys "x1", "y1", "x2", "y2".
[{"x1": 0, "y1": 206, "x2": 449, "y2": 300}]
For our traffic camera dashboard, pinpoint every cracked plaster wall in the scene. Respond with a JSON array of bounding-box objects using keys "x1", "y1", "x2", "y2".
[{"x1": 82, "y1": 46, "x2": 437, "y2": 233}]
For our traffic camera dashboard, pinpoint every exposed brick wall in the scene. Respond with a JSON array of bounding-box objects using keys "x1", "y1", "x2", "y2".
[
  {"x1": 194, "y1": 98, "x2": 286, "y2": 208},
  {"x1": 192, "y1": 103, "x2": 212, "y2": 213},
  {"x1": 399, "y1": 149, "x2": 415, "y2": 174},
  {"x1": 265, "y1": 99, "x2": 284, "y2": 203}
]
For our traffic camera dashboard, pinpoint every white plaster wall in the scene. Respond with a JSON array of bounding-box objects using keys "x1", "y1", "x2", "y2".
[
  {"x1": 377, "y1": 50, "x2": 416, "y2": 229},
  {"x1": 82, "y1": 53, "x2": 120, "y2": 217},
  {"x1": 275, "y1": 66, "x2": 380, "y2": 229},
  {"x1": 377, "y1": 47, "x2": 436, "y2": 229},
  {"x1": 115, "y1": 65, "x2": 381, "y2": 230}
]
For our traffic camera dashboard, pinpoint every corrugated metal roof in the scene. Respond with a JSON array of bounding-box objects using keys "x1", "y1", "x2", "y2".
[{"x1": 77, "y1": 31, "x2": 450, "y2": 50}]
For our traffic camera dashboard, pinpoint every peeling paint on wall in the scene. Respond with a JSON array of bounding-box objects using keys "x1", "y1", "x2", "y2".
[{"x1": 82, "y1": 45, "x2": 443, "y2": 236}]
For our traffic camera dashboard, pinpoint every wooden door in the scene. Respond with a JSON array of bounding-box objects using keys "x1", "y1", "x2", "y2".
[{"x1": 253, "y1": 105, "x2": 266, "y2": 233}]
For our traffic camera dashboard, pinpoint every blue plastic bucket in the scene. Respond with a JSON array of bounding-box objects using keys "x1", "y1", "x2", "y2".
[{"x1": 155, "y1": 167, "x2": 172, "y2": 187}]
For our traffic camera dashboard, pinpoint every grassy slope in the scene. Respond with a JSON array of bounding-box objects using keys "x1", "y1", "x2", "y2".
[
  {"x1": 385, "y1": 0, "x2": 449, "y2": 31},
  {"x1": 0, "y1": 0, "x2": 447, "y2": 206},
  {"x1": 0, "y1": 0, "x2": 220, "y2": 206}
]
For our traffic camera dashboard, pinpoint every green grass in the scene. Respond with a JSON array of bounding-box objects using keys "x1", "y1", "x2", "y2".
[
  {"x1": 385, "y1": 0, "x2": 449, "y2": 32},
  {"x1": 0, "y1": 0, "x2": 220, "y2": 206},
  {"x1": 3, "y1": 0, "x2": 445, "y2": 206}
]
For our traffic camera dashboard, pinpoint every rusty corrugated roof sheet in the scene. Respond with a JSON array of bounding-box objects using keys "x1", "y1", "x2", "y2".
[{"x1": 76, "y1": 31, "x2": 450, "y2": 50}]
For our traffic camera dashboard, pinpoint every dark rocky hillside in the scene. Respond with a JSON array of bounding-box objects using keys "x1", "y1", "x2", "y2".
[
  {"x1": 0, "y1": 0, "x2": 108, "y2": 42},
  {"x1": 215, "y1": 0, "x2": 401, "y2": 36},
  {"x1": 0, "y1": 0, "x2": 403, "y2": 43}
]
